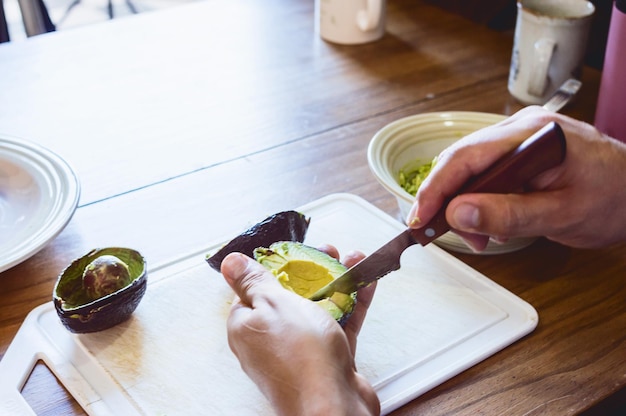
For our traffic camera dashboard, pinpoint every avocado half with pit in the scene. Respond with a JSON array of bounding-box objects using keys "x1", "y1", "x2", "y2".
[
  {"x1": 254, "y1": 241, "x2": 356, "y2": 325},
  {"x1": 53, "y1": 247, "x2": 147, "y2": 333}
]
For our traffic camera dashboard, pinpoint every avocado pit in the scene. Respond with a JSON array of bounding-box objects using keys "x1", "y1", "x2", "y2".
[{"x1": 82, "y1": 255, "x2": 132, "y2": 301}]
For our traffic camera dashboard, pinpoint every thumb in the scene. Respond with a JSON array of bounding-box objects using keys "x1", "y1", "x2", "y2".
[
  {"x1": 447, "y1": 192, "x2": 561, "y2": 239},
  {"x1": 220, "y1": 252, "x2": 281, "y2": 307}
]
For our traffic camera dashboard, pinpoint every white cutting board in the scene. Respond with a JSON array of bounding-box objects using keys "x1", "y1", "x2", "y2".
[{"x1": 0, "y1": 193, "x2": 538, "y2": 415}]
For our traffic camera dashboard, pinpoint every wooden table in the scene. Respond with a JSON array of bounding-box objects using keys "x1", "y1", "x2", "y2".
[{"x1": 0, "y1": 0, "x2": 624, "y2": 414}]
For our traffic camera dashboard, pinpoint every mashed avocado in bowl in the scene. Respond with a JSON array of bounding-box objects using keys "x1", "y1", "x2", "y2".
[{"x1": 397, "y1": 157, "x2": 437, "y2": 196}]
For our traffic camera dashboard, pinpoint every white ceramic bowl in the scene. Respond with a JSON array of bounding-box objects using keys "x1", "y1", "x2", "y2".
[{"x1": 367, "y1": 111, "x2": 537, "y2": 255}]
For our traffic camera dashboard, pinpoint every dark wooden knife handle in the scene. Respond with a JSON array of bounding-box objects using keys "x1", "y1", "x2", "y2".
[{"x1": 410, "y1": 121, "x2": 567, "y2": 245}]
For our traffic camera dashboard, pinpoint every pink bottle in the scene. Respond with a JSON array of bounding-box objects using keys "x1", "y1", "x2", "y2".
[{"x1": 595, "y1": 0, "x2": 626, "y2": 143}]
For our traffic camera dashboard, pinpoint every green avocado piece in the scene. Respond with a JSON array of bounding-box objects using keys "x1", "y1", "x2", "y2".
[
  {"x1": 397, "y1": 156, "x2": 437, "y2": 196},
  {"x1": 53, "y1": 247, "x2": 147, "y2": 334},
  {"x1": 254, "y1": 242, "x2": 356, "y2": 325}
]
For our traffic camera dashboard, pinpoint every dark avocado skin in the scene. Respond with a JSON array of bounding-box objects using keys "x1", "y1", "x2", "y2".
[
  {"x1": 206, "y1": 211, "x2": 310, "y2": 272},
  {"x1": 54, "y1": 279, "x2": 147, "y2": 333},
  {"x1": 53, "y1": 247, "x2": 147, "y2": 334}
]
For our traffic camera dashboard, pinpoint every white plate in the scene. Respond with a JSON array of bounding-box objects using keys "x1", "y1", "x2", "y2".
[
  {"x1": 0, "y1": 135, "x2": 80, "y2": 273},
  {"x1": 0, "y1": 193, "x2": 537, "y2": 415}
]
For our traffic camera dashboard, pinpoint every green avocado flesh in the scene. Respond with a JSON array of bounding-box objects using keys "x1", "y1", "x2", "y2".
[
  {"x1": 398, "y1": 157, "x2": 437, "y2": 196},
  {"x1": 254, "y1": 242, "x2": 356, "y2": 323}
]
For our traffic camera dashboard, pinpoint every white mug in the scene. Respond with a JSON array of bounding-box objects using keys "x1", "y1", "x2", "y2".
[
  {"x1": 315, "y1": 0, "x2": 386, "y2": 45},
  {"x1": 508, "y1": 0, "x2": 595, "y2": 105}
]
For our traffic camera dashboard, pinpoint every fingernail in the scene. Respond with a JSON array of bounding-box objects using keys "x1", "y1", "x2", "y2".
[
  {"x1": 459, "y1": 237, "x2": 482, "y2": 253},
  {"x1": 453, "y1": 203, "x2": 480, "y2": 229},
  {"x1": 407, "y1": 204, "x2": 420, "y2": 226},
  {"x1": 492, "y1": 236, "x2": 509, "y2": 244},
  {"x1": 221, "y1": 252, "x2": 249, "y2": 277}
]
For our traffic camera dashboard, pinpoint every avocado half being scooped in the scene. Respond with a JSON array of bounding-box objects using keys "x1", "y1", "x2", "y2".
[
  {"x1": 254, "y1": 242, "x2": 356, "y2": 325},
  {"x1": 53, "y1": 247, "x2": 147, "y2": 333}
]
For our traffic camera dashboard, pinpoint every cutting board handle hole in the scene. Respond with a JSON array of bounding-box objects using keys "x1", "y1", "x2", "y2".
[{"x1": 21, "y1": 360, "x2": 86, "y2": 415}]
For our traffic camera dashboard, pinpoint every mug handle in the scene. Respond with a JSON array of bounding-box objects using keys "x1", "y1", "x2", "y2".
[
  {"x1": 528, "y1": 38, "x2": 555, "y2": 97},
  {"x1": 357, "y1": 0, "x2": 382, "y2": 32}
]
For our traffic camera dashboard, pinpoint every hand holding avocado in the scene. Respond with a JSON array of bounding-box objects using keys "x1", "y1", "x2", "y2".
[
  {"x1": 221, "y1": 247, "x2": 380, "y2": 416},
  {"x1": 409, "y1": 106, "x2": 626, "y2": 252}
]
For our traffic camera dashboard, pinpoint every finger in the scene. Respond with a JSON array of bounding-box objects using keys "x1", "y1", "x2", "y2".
[
  {"x1": 222, "y1": 253, "x2": 294, "y2": 358},
  {"x1": 407, "y1": 115, "x2": 556, "y2": 227},
  {"x1": 318, "y1": 246, "x2": 365, "y2": 269},
  {"x1": 221, "y1": 252, "x2": 282, "y2": 307},
  {"x1": 343, "y1": 282, "x2": 376, "y2": 356},
  {"x1": 316, "y1": 244, "x2": 340, "y2": 260},
  {"x1": 453, "y1": 231, "x2": 490, "y2": 253},
  {"x1": 408, "y1": 127, "x2": 524, "y2": 227},
  {"x1": 355, "y1": 373, "x2": 382, "y2": 415},
  {"x1": 446, "y1": 191, "x2": 566, "y2": 239},
  {"x1": 342, "y1": 250, "x2": 365, "y2": 268}
]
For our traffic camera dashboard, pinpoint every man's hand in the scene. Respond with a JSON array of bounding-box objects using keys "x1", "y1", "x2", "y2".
[
  {"x1": 221, "y1": 247, "x2": 380, "y2": 416},
  {"x1": 408, "y1": 106, "x2": 626, "y2": 250}
]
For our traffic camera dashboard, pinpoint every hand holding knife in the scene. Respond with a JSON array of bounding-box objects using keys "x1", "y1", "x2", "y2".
[{"x1": 308, "y1": 122, "x2": 567, "y2": 301}]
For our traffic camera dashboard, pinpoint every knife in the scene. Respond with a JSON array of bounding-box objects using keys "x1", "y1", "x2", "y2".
[{"x1": 308, "y1": 121, "x2": 566, "y2": 301}]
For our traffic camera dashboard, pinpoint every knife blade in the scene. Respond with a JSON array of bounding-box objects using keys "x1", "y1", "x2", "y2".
[{"x1": 308, "y1": 121, "x2": 566, "y2": 301}]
